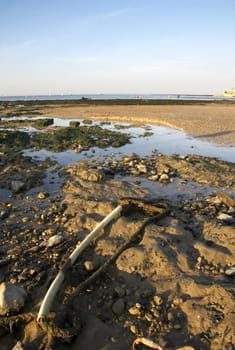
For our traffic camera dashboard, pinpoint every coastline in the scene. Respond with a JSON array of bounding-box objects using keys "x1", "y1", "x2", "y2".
[
  {"x1": 0, "y1": 101, "x2": 235, "y2": 349},
  {"x1": 40, "y1": 103, "x2": 235, "y2": 145}
]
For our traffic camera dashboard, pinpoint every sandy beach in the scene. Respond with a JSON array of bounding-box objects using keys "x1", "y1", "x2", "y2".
[{"x1": 41, "y1": 103, "x2": 235, "y2": 145}]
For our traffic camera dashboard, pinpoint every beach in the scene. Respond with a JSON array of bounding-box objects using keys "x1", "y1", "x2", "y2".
[
  {"x1": 0, "y1": 100, "x2": 235, "y2": 350},
  {"x1": 40, "y1": 102, "x2": 235, "y2": 145}
]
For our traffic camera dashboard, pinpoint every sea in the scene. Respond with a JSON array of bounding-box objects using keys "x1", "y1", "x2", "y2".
[{"x1": 0, "y1": 93, "x2": 233, "y2": 101}]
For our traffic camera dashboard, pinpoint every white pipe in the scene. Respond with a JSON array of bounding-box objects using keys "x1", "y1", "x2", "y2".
[{"x1": 37, "y1": 204, "x2": 122, "y2": 324}]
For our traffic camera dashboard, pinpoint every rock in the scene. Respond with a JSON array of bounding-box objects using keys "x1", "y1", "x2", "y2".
[
  {"x1": 225, "y1": 267, "x2": 235, "y2": 276},
  {"x1": 11, "y1": 180, "x2": 25, "y2": 193},
  {"x1": 84, "y1": 260, "x2": 98, "y2": 272},
  {"x1": 159, "y1": 173, "x2": 169, "y2": 182},
  {"x1": 136, "y1": 164, "x2": 148, "y2": 174},
  {"x1": 217, "y1": 213, "x2": 233, "y2": 222},
  {"x1": 0, "y1": 282, "x2": 27, "y2": 316},
  {"x1": 77, "y1": 169, "x2": 105, "y2": 182},
  {"x1": 128, "y1": 304, "x2": 141, "y2": 316},
  {"x1": 0, "y1": 210, "x2": 9, "y2": 219},
  {"x1": 37, "y1": 191, "x2": 48, "y2": 200},
  {"x1": 112, "y1": 298, "x2": 125, "y2": 315},
  {"x1": 153, "y1": 295, "x2": 163, "y2": 306},
  {"x1": 46, "y1": 234, "x2": 64, "y2": 248},
  {"x1": 130, "y1": 324, "x2": 138, "y2": 335},
  {"x1": 149, "y1": 174, "x2": 159, "y2": 181},
  {"x1": 217, "y1": 192, "x2": 235, "y2": 208},
  {"x1": 12, "y1": 342, "x2": 24, "y2": 350}
]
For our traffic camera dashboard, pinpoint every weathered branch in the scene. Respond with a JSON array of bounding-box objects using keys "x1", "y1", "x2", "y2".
[{"x1": 37, "y1": 204, "x2": 122, "y2": 325}]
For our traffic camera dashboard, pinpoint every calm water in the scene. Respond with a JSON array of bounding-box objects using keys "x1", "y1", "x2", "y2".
[
  {"x1": 23, "y1": 118, "x2": 235, "y2": 165},
  {"x1": 1, "y1": 117, "x2": 234, "y2": 202},
  {"x1": 0, "y1": 93, "x2": 234, "y2": 101}
]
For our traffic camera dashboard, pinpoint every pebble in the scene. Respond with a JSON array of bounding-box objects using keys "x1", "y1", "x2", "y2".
[
  {"x1": 84, "y1": 260, "x2": 97, "y2": 272},
  {"x1": 128, "y1": 305, "x2": 141, "y2": 316},
  {"x1": 217, "y1": 213, "x2": 233, "y2": 222},
  {"x1": 11, "y1": 180, "x2": 25, "y2": 193},
  {"x1": 12, "y1": 342, "x2": 24, "y2": 350},
  {"x1": 0, "y1": 210, "x2": 9, "y2": 219},
  {"x1": 130, "y1": 324, "x2": 138, "y2": 335},
  {"x1": 0, "y1": 282, "x2": 27, "y2": 316},
  {"x1": 22, "y1": 216, "x2": 29, "y2": 223},
  {"x1": 159, "y1": 173, "x2": 169, "y2": 182},
  {"x1": 111, "y1": 298, "x2": 125, "y2": 316},
  {"x1": 225, "y1": 267, "x2": 235, "y2": 276},
  {"x1": 46, "y1": 234, "x2": 64, "y2": 248},
  {"x1": 153, "y1": 295, "x2": 163, "y2": 306},
  {"x1": 136, "y1": 164, "x2": 148, "y2": 174},
  {"x1": 37, "y1": 191, "x2": 48, "y2": 200},
  {"x1": 149, "y1": 174, "x2": 159, "y2": 181}
]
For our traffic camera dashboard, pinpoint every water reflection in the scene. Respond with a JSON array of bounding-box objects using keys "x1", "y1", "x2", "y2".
[{"x1": 23, "y1": 118, "x2": 235, "y2": 165}]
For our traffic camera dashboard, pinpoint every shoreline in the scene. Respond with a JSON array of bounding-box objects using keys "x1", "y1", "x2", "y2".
[
  {"x1": 0, "y1": 101, "x2": 235, "y2": 349},
  {"x1": 39, "y1": 103, "x2": 235, "y2": 145}
]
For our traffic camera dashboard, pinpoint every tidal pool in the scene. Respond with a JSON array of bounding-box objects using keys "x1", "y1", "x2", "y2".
[{"x1": 23, "y1": 118, "x2": 235, "y2": 165}]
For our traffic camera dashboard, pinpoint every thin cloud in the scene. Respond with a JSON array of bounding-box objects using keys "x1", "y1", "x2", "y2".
[{"x1": 85, "y1": 8, "x2": 130, "y2": 22}]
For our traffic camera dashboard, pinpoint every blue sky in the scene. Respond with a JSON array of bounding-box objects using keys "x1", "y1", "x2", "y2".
[{"x1": 0, "y1": 0, "x2": 235, "y2": 95}]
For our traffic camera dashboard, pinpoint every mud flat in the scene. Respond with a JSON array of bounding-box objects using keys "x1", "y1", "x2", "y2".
[
  {"x1": 1, "y1": 100, "x2": 235, "y2": 145},
  {"x1": 0, "y1": 149, "x2": 234, "y2": 350},
  {"x1": 39, "y1": 103, "x2": 235, "y2": 145}
]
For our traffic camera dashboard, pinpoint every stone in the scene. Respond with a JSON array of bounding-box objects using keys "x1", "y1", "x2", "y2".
[
  {"x1": 77, "y1": 169, "x2": 104, "y2": 182},
  {"x1": 112, "y1": 298, "x2": 125, "y2": 315},
  {"x1": 225, "y1": 267, "x2": 235, "y2": 276},
  {"x1": 37, "y1": 191, "x2": 48, "y2": 200},
  {"x1": 153, "y1": 295, "x2": 163, "y2": 306},
  {"x1": 46, "y1": 234, "x2": 64, "y2": 248},
  {"x1": 149, "y1": 174, "x2": 159, "y2": 181},
  {"x1": 0, "y1": 282, "x2": 27, "y2": 316},
  {"x1": 130, "y1": 324, "x2": 138, "y2": 335},
  {"x1": 136, "y1": 164, "x2": 148, "y2": 174},
  {"x1": 11, "y1": 180, "x2": 25, "y2": 193},
  {"x1": 84, "y1": 260, "x2": 97, "y2": 272},
  {"x1": 12, "y1": 342, "x2": 24, "y2": 350},
  {"x1": 0, "y1": 210, "x2": 9, "y2": 219},
  {"x1": 159, "y1": 173, "x2": 169, "y2": 182},
  {"x1": 217, "y1": 213, "x2": 233, "y2": 222},
  {"x1": 217, "y1": 192, "x2": 235, "y2": 208},
  {"x1": 128, "y1": 305, "x2": 141, "y2": 316}
]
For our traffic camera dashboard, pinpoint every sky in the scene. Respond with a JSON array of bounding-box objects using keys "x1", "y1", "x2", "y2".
[{"x1": 0, "y1": 0, "x2": 235, "y2": 96}]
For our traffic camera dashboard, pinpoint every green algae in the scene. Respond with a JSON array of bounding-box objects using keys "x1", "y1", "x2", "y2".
[
  {"x1": 0, "y1": 118, "x2": 54, "y2": 128},
  {"x1": 0, "y1": 124, "x2": 131, "y2": 154},
  {"x1": 0, "y1": 130, "x2": 30, "y2": 153}
]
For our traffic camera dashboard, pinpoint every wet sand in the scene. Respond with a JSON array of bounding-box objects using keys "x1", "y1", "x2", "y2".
[{"x1": 41, "y1": 103, "x2": 235, "y2": 145}]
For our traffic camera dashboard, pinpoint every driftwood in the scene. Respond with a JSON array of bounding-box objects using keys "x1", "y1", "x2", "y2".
[
  {"x1": 0, "y1": 198, "x2": 170, "y2": 349},
  {"x1": 0, "y1": 198, "x2": 166, "y2": 348},
  {"x1": 37, "y1": 197, "x2": 169, "y2": 327},
  {"x1": 68, "y1": 210, "x2": 168, "y2": 302},
  {"x1": 37, "y1": 204, "x2": 123, "y2": 326}
]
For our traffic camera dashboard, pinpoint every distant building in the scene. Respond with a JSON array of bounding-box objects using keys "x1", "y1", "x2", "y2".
[{"x1": 224, "y1": 89, "x2": 235, "y2": 97}]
